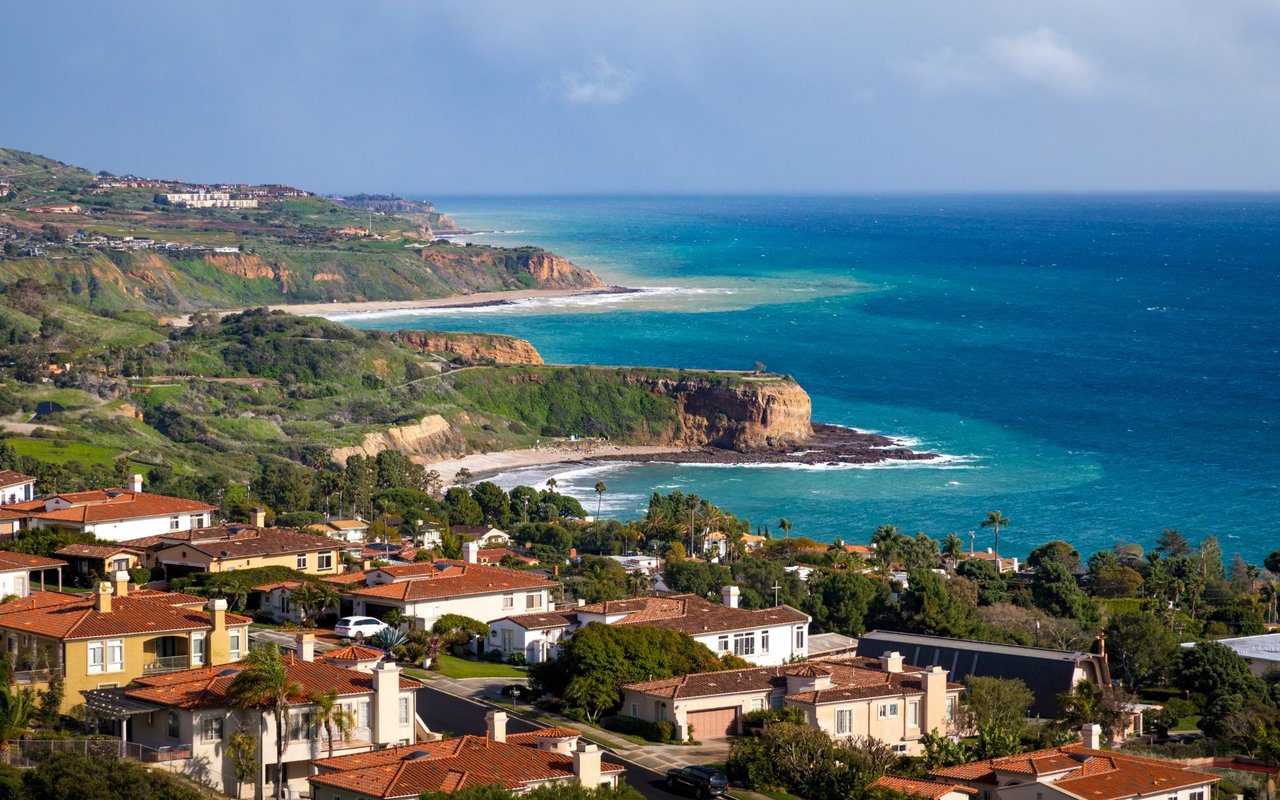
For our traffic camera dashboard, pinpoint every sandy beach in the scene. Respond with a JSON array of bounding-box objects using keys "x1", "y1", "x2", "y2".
[{"x1": 419, "y1": 444, "x2": 697, "y2": 485}]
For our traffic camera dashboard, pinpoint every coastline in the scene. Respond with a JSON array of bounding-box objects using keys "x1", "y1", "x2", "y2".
[
  {"x1": 419, "y1": 444, "x2": 699, "y2": 486},
  {"x1": 267, "y1": 286, "x2": 640, "y2": 319}
]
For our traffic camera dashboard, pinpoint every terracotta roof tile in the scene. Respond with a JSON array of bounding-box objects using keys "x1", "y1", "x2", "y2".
[
  {"x1": 322, "y1": 644, "x2": 386, "y2": 662},
  {"x1": 350, "y1": 561, "x2": 556, "y2": 602},
  {"x1": 55, "y1": 544, "x2": 137, "y2": 559},
  {"x1": 0, "y1": 471, "x2": 35, "y2": 487},
  {"x1": 19, "y1": 489, "x2": 215, "y2": 525},
  {"x1": 499, "y1": 611, "x2": 577, "y2": 630},
  {"x1": 0, "y1": 550, "x2": 66, "y2": 571},
  {"x1": 150, "y1": 526, "x2": 340, "y2": 560},
  {"x1": 577, "y1": 593, "x2": 809, "y2": 636},
  {"x1": 872, "y1": 776, "x2": 975, "y2": 799},
  {"x1": 0, "y1": 590, "x2": 249, "y2": 640}
]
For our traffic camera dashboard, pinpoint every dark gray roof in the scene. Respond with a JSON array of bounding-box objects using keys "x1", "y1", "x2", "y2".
[{"x1": 855, "y1": 630, "x2": 1109, "y2": 718}]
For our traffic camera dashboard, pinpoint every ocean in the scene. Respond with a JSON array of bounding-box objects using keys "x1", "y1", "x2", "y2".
[{"x1": 342, "y1": 195, "x2": 1280, "y2": 563}]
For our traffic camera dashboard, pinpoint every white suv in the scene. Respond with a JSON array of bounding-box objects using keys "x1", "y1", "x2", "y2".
[{"x1": 334, "y1": 616, "x2": 389, "y2": 640}]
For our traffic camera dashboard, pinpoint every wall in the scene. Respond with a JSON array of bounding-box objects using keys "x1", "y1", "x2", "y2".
[
  {"x1": 28, "y1": 511, "x2": 210, "y2": 542},
  {"x1": 0, "y1": 568, "x2": 31, "y2": 598},
  {"x1": 691, "y1": 621, "x2": 809, "y2": 667},
  {"x1": 353, "y1": 587, "x2": 551, "y2": 629},
  {"x1": 155, "y1": 546, "x2": 342, "y2": 576},
  {"x1": 488, "y1": 621, "x2": 570, "y2": 662}
]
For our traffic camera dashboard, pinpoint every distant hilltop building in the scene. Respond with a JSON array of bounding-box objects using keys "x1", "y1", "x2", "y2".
[{"x1": 159, "y1": 191, "x2": 258, "y2": 209}]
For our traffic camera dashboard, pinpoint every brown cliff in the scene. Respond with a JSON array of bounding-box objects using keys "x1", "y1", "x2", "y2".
[
  {"x1": 387, "y1": 330, "x2": 544, "y2": 366},
  {"x1": 634, "y1": 374, "x2": 813, "y2": 451}
]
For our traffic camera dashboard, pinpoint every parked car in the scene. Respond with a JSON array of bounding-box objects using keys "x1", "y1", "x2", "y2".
[
  {"x1": 334, "y1": 616, "x2": 389, "y2": 640},
  {"x1": 666, "y1": 766, "x2": 729, "y2": 798}
]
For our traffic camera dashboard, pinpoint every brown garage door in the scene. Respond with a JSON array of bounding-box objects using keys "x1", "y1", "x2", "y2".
[{"x1": 687, "y1": 707, "x2": 740, "y2": 739}]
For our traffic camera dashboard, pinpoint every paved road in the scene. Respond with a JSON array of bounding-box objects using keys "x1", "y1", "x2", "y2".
[{"x1": 416, "y1": 685, "x2": 688, "y2": 800}]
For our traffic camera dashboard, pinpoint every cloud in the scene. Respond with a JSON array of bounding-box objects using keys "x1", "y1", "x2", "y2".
[
  {"x1": 546, "y1": 56, "x2": 639, "y2": 104},
  {"x1": 897, "y1": 27, "x2": 1101, "y2": 98}
]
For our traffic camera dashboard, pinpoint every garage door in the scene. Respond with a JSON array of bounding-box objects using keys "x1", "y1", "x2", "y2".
[{"x1": 687, "y1": 707, "x2": 740, "y2": 740}]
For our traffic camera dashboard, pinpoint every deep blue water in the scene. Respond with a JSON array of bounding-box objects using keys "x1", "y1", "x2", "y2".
[{"x1": 345, "y1": 195, "x2": 1280, "y2": 562}]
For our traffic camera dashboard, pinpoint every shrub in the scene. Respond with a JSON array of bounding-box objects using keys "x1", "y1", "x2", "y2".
[
  {"x1": 506, "y1": 653, "x2": 527, "y2": 666},
  {"x1": 655, "y1": 720, "x2": 676, "y2": 743},
  {"x1": 602, "y1": 715, "x2": 671, "y2": 743}
]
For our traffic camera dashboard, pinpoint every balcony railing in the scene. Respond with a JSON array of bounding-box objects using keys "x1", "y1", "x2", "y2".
[
  {"x1": 142, "y1": 655, "x2": 190, "y2": 675},
  {"x1": 10, "y1": 666, "x2": 62, "y2": 686}
]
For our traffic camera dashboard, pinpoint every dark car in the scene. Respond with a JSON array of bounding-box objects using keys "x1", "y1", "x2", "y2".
[{"x1": 666, "y1": 766, "x2": 729, "y2": 798}]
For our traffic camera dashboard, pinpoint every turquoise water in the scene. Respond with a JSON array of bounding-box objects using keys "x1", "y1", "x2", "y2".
[{"x1": 344, "y1": 196, "x2": 1280, "y2": 562}]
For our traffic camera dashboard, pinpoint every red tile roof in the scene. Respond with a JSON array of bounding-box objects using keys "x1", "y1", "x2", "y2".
[
  {"x1": 55, "y1": 543, "x2": 138, "y2": 559},
  {"x1": 145, "y1": 526, "x2": 341, "y2": 561},
  {"x1": 0, "y1": 590, "x2": 249, "y2": 640},
  {"x1": 16, "y1": 489, "x2": 215, "y2": 525},
  {"x1": 0, "y1": 470, "x2": 35, "y2": 487},
  {"x1": 577, "y1": 593, "x2": 809, "y2": 636},
  {"x1": 0, "y1": 550, "x2": 66, "y2": 571},
  {"x1": 500, "y1": 611, "x2": 577, "y2": 631},
  {"x1": 872, "y1": 776, "x2": 975, "y2": 799},
  {"x1": 117, "y1": 658, "x2": 421, "y2": 710},
  {"x1": 310, "y1": 735, "x2": 623, "y2": 799},
  {"x1": 350, "y1": 561, "x2": 556, "y2": 602},
  {"x1": 931, "y1": 745, "x2": 1218, "y2": 800},
  {"x1": 322, "y1": 644, "x2": 386, "y2": 662}
]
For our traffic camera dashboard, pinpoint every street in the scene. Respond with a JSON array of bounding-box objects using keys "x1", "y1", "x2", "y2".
[{"x1": 416, "y1": 685, "x2": 690, "y2": 800}]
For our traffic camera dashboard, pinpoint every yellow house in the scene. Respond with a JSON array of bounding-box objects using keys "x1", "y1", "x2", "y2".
[
  {"x1": 0, "y1": 573, "x2": 250, "y2": 712},
  {"x1": 120, "y1": 525, "x2": 345, "y2": 581}
]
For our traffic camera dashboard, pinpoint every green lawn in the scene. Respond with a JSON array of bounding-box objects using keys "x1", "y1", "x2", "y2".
[
  {"x1": 7, "y1": 437, "x2": 122, "y2": 467},
  {"x1": 432, "y1": 654, "x2": 526, "y2": 679}
]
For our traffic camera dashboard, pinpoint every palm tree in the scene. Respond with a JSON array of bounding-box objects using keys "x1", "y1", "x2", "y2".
[
  {"x1": 0, "y1": 685, "x2": 29, "y2": 761},
  {"x1": 941, "y1": 533, "x2": 965, "y2": 573},
  {"x1": 778, "y1": 518, "x2": 793, "y2": 539},
  {"x1": 594, "y1": 481, "x2": 607, "y2": 519},
  {"x1": 309, "y1": 689, "x2": 356, "y2": 759},
  {"x1": 289, "y1": 582, "x2": 339, "y2": 625},
  {"x1": 227, "y1": 645, "x2": 303, "y2": 800},
  {"x1": 545, "y1": 477, "x2": 558, "y2": 492},
  {"x1": 382, "y1": 608, "x2": 408, "y2": 630},
  {"x1": 981, "y1": 511, "x2": 1010, "y2": 561}
]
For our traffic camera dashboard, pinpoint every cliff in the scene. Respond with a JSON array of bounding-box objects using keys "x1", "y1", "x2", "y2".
[
  {"x1": 387, "y1": 330, "x2": 543, "y2": 365},
  {"x1": 416, "y1": 245, "x2": 603, "y2": 292},
  {"x1": 330, "y1": 414, "x2": 465, "y2": 464},
  {"x1": 637, "y1": 374, "x2": 813, "y2": 451}
]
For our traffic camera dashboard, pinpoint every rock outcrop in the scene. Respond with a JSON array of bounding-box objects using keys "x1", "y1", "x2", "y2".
[
  {"x1": 387, "y1": 331, "x2": 543, "y2": 366},
  {"x1": 330, "y1": 414, "x2": 464, "y2": 464},
  {"x1": 635, "y1": 374, "x2": 813, "y2": 451}
]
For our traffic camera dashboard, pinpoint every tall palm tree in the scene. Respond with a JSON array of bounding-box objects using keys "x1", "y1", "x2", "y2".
[
  {"x1": 309, "y1": 689, "x2": 356, "y2": 760},
  {"x1": 981, "y1": 511, "x2": 1010, "y2": 561},
  {"x1": 941, "y1": 533, "x2": 965, "y2": 573},
  {"x1": 594, "y1": 481, "x2": 607, "y2": 519},
  {"x1": 778, "y1": 518, "x2": 793, "y2": 539},
  {"x1": 227, "y1": 645, "x2": 303, "y2": 800},
  {"x1": 0, "y1": 685, "x2": 29, "y2": 761}
]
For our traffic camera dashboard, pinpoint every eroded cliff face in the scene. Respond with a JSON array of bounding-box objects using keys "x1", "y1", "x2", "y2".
[
  {"x1": 388, "y1": 331, "x2": 543, "y2": 365},
  {"x1": 638, "y1": 375, "x2": 814, "y2": 451},
  {"x1": 330, "y1": 414, "x2": 465, "y2": 463},
  {"x1": 521, "y1": 252, "x2": 601, "y2": 288},
  {"x1": 204, "y1": 253, "x2": 291, "y2": 292}
]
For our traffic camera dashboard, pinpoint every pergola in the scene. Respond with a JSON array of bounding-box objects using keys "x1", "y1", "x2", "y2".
[{"x1": 81, "y1": 687, "x2": 164, "y2": 755}]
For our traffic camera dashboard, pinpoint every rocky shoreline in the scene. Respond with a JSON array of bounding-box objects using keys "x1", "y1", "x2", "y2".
[{"x1": 595, "y1": 423, "x2": 938, "y2": 467}]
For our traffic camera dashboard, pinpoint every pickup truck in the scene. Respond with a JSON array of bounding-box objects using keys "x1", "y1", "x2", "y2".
[{"x1": 665, "y1": 766, "x2": 729, "y2": 798}]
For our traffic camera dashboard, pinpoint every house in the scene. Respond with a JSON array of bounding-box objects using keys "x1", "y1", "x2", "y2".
[
  {"x1": 930, "y1": 725, "x2": 1217, "y2": 800},
  {"x1": 0, "y1": 576, "x2": 250, "y2": 711},
  {"x1": 309, "y1": 710, "x2": 625, "y2": 800},
  {"x1": 490, "y1": 586, "x2": 811, "y2": 666},
  {"x1": 0, "y1": 550, "x2": 66, "y2": 596},
  {"x1": 1180, "y1": 634, "x2": 1280, "y2": 676},
  {"x1": 249, "y1": 580, "x2": 307, "y2": 624},
  {"x1": 621, "y1": 652, "x2": 962, "y2": 748},
  {"x1": 54, "y1": 543, "x2": 145, "y2": 584},
  {"x1": 959, "y1": 550, "x2": 1020, "y2": 574},
  {"x1": 0, "y1": 470, "x2": 36, "y2": 506},
  {"x1": 346, "y1": 549, "x2": 558, "y2": 632},
  {"x1": 856, "y1": 630, "x2": 1111, "y2": 718},
  {"x1": 120, "y1": 524, "x2": 344, "y2": 581},
  {"x1": 316, "y1": 517, "x2": 370, "y2": 544},
  {"x1": 475, "y1": 547, "x2": 538, "y2": 566},
  {"x1": 4, "y1": 475, "x2": 217, "y2": 541},
  {"x1": 81, "y1": 638, "x2": 422, "y2": 799},
  {"x1": 451, "y1": 525, "x2": 510, "y2": 547},
  {"x1": 703, "y1": 531, "x2": 768, "y2": 559},
  {"x1": 871, "y1": 776, "x2": 975, "y2": 800}
]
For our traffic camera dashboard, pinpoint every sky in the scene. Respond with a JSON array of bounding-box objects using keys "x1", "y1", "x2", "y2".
[{"x1": 4, "y1": 1, "x2": 1280, "y2": 194}]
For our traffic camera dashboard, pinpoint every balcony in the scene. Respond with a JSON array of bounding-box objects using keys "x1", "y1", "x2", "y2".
[{"x1": 142, "y1": 655, "x2": 190, "y2": 675}]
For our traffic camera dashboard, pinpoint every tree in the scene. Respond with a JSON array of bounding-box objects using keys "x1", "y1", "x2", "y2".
[
  {"x1": 545, "y1": 477, "x2": 557, "y2": 491},
  {"x1": 0, "y1": 685, "x2": 29, "y2": 759},
  {"x1": 443, "y1": 487, "x2": 483, "y2": 526},
  {"x1": 1030, "y1": 561, "x2": 1095, "y2": 623},
  {"x1": 432, "y1": 614, "x2": 490, "y2": 647},
  {"x1": 1173, "y1": 641, "x2": 1269, "y2": 734},
  {"x1": 594, "y1": 481, "x2": 607, "y2": 520},
  {"x1": 36, "y1": 669, "x2": 63, "y2": 729},
  {"x1": 1027, "y1": 540, "x2": 1080, "y2": 573},
  {"x1": 471, "y1": 482, "x2": 512, "y2": 527},
  {"x1": 288, "y1": 582, "x2": 338, "y2": 625},
  {"x1": 962, "y1": 676, "x2": 1034, "y2": 735},
  {"x1": 1155, "y1": 529, "x2": 1191, "y2": 558},
  {"x1": 803, "y1": 571, "x2": 876, "y2": 636},
  {"x1": 980, "y1": 511, "x2": 1010, "y2": 560},
  {"x1": 941, "y1": 534, "x2": 964, "y2": 573},
  {"x1": 778, "y1": 518, "x2": 793, "y2": 539},
  {"x1": 563, "y1": 674, "x2": 618, "y2": 722},
  {"x1": 226, "y1": 730, "x2": 260, "y2": 797},
  {"x1": 1055, "y1": 680, "x2": 1138, "y2": 745},
  {"x1": 309, "y1": 688, "x2": 356, "y2": 759},
  {"x1": 1106, "y1": 611, "x2": 1177, "y2": 690},
  {"x1": 896, "y1": 569, "x2": 981, "y2": 638},
  {"x1": 454, "y1": 468, "x2": 473, "y2": 486},
  {"x1": 726, "y1": 723, "x2": 890, "y2": 800},
  {"x1": 227, "y1": 645, "x2": 303, "y2": 800}
]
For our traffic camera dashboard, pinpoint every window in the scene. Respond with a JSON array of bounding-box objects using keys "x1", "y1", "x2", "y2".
[
  {"x1": 502, "y1": 594, "x2": 514, "y2": 609},
  {"x1": 358, "y1": 701, "x2": 371, "y2": 729},
  {"x1": 908, "y1": 701, "x2": 919, "y2": 728},
  {"x1": 794, "y1": 626, "x2": 805, "y2": 650},
  {"x1": 318, "y1": 552, "x2": 333, "y2": 571},
  {"x1": 751, "y1": 698, "x2": 765, "y2": 712},
  {"x1": 192, "y1": 632, "x2": 206, "y2": 666},
  {"x1": 630, "y1": 703, "x2": 638, "y2": 717},
  {"x1": 202, "y1": 717, "x2": 223, "y2": 742},
  {"x1": 525, "y1": 592, "x2": 542, "y2": 610},
  {"x1": 878, "y1": 702, "x2": 899, "y2": 719},
  {"x1": 657, "y1": 703, "x2": 667, "y2": 722},
  {"x1": 733, "y1": 633, "x2": 756, "y2": 657},
  {"x1": 892, "y1": 743, "x2": 909, "y2": 754},
  {"x1": 229, "y1": 629, "x2": 243, "y2": 661},
  {"x1": 112, "y1": 558, "x2": 130, "y2": 573},
  {"x1": 1189, "y1": 793, "x2": 1205, "y2": 800},
  {"x1": 87, "y1": 641, "x2": 105, "y2": 674},
  {"x1": 296, "y1": 553, "x2": 308, "y2": 570},
  {"x1": 945, "y1": 696, "x2": 957, "y2": 723},
  {"x1": 289, "y1": 711, "x2": 316, "y2": 741},
  {"x1": 399, "y1": 697, "x2": 410, "y2": 724},
  {"x1": 14, "y1": 577, "x2": 24, "y2": 597},
  {"x1": 193, "y1": 515, "x2": 206, "y2": 529},
  {"x1": 169, "y1": 516, "x2": 181, "y2": 530},
  {"x1": 107, "y1": 639, "x2": 124, "y2": 672},
  {"x1": 760, "y1": 630, "x2": 769, "y2": 653},
  {"x1": 836, "y1": 709, "x2": 853, "y2": 734},
  {"x1": 717, "y1": 635, "x2": 729, "y2": 652},
  {"x1": 167, "y1": 710, "x2": 180, "y2": 739}
]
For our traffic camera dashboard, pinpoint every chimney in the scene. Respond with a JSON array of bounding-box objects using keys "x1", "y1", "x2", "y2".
[
  {"x1": 879, "y1": 651, "x2": 904, "y2": 673},
  {"x1": 924, "y1": 665, "x2": 949, "y2": 732},
  {"x1": 294, "y1": 632, "x2": 315, "y2": 663},
  {"x1": 94, "y1": 581, "x2": 112, "y2": 614},
  {"x1": 251, "y1": 508, "x2": 266, "y2": 528},
  {"x1": 722, "y1": 585, "x2": 740, "y2": 609},
  {"x1": 208, "y1": 597, "x2": 227, "y2": 633},
  {"x1": 1080, "y1": 723, "x2": 1102, "y2": 750},
  {"x1": 112, "y1": 570, "x2": 130, "y2": 598},
  {"x1": 462, "y1": 540, "x2": 480, "y2": 564},
  {"x1": 573, "y1": 740, "x2": 603, "y2": 787},
  {"x1": 129, "y1": 473, "x2": 144, "y2": 493},
  {"x1": 486, "y1": 710, "x2": 507, "y2": 743},
  {"x1": 374, "y1": 661, "x2": 402, "y2": 744}
]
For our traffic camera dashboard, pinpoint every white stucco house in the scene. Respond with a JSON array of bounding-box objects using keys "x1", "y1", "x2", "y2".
[
  {"x1": 4, "y1": 475, "x2": 216, "y2": 542},
  {"x1": 0, "y1": 470, "x2": 36, "y2": 506},
  {"x1": 0, "y1": 550, "x2": 66, "y2": 597}
]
